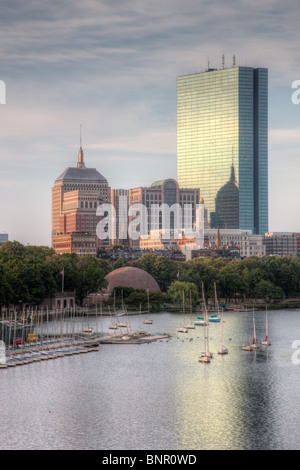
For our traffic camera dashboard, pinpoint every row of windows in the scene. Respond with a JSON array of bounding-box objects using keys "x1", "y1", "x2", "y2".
[{"x1": 80, "y1": 201, "x2": 98, "y2": 209}]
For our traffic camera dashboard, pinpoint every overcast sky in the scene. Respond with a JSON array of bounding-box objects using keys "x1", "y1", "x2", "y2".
[{"x1": 0, "y1": 0, "x2": 300, "y2": 246}]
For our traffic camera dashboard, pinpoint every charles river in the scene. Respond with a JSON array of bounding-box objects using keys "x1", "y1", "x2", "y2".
[{"x1": 1, "y1": 308, "x2": 300, "y2": 450}]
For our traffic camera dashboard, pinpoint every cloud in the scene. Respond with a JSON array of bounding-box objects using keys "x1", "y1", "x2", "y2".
[
  {"x1": 1, "y1": 0, "x2": 300, "y2": 243},
  {"x1": 269, "y1": 128, "x2": 300, "y2": 144}
]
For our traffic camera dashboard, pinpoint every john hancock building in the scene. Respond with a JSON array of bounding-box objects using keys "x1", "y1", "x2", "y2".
[{"x1": 177, "y1": 63, "x2": 268, "y2": 235}]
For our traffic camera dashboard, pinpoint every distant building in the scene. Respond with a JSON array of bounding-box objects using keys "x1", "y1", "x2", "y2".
[
  {"x1": 128, "y1": 178, "x2": 201, "y2": 249},
  {"x1": 177, "y1": 64, "x2": 268, "y2": 235},
  {"x1": 42, "y1": 291, "x2": 76, "y2": 310},
  {"x1": 0, "y1": 233, "x2": 8, "y2": 246},
  {"x1": 180, "y1": 228, "x2": 265, "y2": 258},
  {"x1": 205, "y1": 229, "x2": 266, "y2": 258},
  {"x1": 139, "y1": 229, "x2": 179, "y2": 251},
  {"x1": 51, "y1": 142, "x2": 110, "y2": 255},
  {"x1": 263, "y1": 232, "x2": 300, "y2": 257},
  {"x1": 110, "y1": 189, "x2": 129, "y2": 248},
  {"x1": 52, "y1": 232, "x2": 97, "y2": 256}
]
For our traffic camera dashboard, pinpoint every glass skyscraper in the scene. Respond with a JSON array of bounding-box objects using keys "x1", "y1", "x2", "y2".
[{"x1": 177, "y1": 66, "x2": 268, "y2": 235}]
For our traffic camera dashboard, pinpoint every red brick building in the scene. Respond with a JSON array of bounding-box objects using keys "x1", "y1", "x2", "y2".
[{"x1": 51, "y1": 144, "x2": 110, "y2": 255}]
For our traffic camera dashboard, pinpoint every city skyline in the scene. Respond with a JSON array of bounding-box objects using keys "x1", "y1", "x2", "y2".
[{"x1": 0, "y1": 1, "x2": 300, "y2": 246}]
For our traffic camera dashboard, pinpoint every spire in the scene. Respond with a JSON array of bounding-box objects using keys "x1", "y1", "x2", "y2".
[
  {"x1": 77, "y1": 124, "x2": 85, "y2": 168},
  {"x1": 230, "y1": 163, "x2": 236, "y2": 183},
  {"x1": 230, "y1": 145, "x2": 236, "y2": 183}
]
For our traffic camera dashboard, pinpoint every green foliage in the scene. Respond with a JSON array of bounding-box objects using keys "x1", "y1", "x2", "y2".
[
  {"x1": 128, "y1": 253, "x2": 300, "y2": 302},
  {"x1": 0, "y1": 240, "x2": 299, "y2": 308},
  {"x1": 113, "y1": 257, "x2": 129, "y2": 270},
  {"x1": 168, "y1": 281, "x2": 198, "y2": 305},
  {"x1": 254, "y1": 280, "x2": 284, "y2": 302},
  {"x1": 132, "y1": 254, "x2": 178, "y2": 291},
  {"x1": 109, "y1": 286, "x2": 166, "y2": 310},
  {"x1": 0, "y1": 243, "x2": 108, "y2": 307}
]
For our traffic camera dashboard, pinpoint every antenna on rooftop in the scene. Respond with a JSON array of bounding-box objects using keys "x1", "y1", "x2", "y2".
[
  {"x1": 233, "y1": 54, "x2": 236, "y2": 67},
  {"x1": 222, "y1": 54, "x2": 225, "y2": 69}
]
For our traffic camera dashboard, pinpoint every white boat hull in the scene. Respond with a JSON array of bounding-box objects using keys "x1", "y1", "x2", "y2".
[
  {"x1": 218, "y1": 347, "x2": 228, "y2": 355},
  {"x1": 177, "y1": 328, "x2": 188, "y2": 333},
  {"x1": 198, "y1": 355, "x2": 210, "y2": 363},
  {"x1": 242, "y1": 345, "x2": 253, "y2": 351}
]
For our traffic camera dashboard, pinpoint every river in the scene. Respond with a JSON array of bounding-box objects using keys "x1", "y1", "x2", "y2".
[{"x1": 0, "y1": 309, "x2": 300, "y2": 450}]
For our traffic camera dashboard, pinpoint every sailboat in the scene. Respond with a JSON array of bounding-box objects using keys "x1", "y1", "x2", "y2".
[
  {"x1": 218, "y1": 309, "x2": 228, "y2": 355},
  {"x1": 198, "y1": 290, "x2": 214, "y2": 359},
  {"x1": 143, "y1": 289, "x2": 153, "y2": 324},
  {"x1": 116, "y1": 293, "x2": 130, "y2": 328},
  {"x1": 209, "y1": 282, "x2": 221, "y2": 322},
  {"x1": 261, "y1": 307, "x2": 271, "y2": 346},
  {"x1": 108, "y1": 307, "x2": 118, "y2": 330},
  {"x1": 194, "y1": 283, "x2": 209, "y2": 326},
  {"x1": 178, "y1": 291, "x2": 188, "y2": 333},
  {"x1": 198, "y1": 321, "x2": 211, "y2": 363},
  {"x1": 250, "y1": 308, "x2": 260, "y2": 349},
  {"x1": 184, "y1": 290, "x2": 195, "y2": 329},
  {"x1": 242, "y1": 308, "x2": 254, "y2": 351}
]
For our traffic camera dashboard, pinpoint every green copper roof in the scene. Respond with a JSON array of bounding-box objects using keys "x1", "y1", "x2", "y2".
[{"x1": 151, "y1": 180, "x2": 165, "y2": 187}]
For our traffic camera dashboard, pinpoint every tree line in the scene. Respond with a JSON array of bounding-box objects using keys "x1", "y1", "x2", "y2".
[
  {"x1": 127, "y1": 253, "x2": 300, "y2": 304},
  {"x1": 0, "y1": 241, "x2": 109, "y2": 309},
  {"x1": 1, "y1": 241, "x2": 300, "y2": 310}
]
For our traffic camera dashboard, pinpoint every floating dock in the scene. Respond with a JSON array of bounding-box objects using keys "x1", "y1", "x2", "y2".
[
  {"x1": 0, "y1": 338, "x2": 100, "y2": 369},
  {"x1": 99, "y1": 331, "x2": 170, "y2": 344}
]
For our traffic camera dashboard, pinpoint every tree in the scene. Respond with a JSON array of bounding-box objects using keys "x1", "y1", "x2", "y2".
[
  {"x1": 182, "y1": 258, "x2": 222, "y2": 298},
  {"x1": 74, "y1": 255, "x2": 108, "y2": 304},
  {"x1": 221, "y1": 272, "x2": 247, "y2": 302},
  {"x1": 254, "y1": 280, "x2": 284, "y2": 302},
  {"x1": 133, "y1": 254, "x2": 178, "y2": 291},
  {"x1": 113, "y1": 257, "x2": 129, "y2": 270},
  {"x1": 0, "y1": 262, "x2": 14, "y2": 308},
  {"x1": 168, "y1": 281, "x2": 198, "y2": 305}
]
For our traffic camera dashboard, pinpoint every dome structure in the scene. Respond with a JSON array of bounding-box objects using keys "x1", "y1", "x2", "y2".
[{"x1": 105, "y1": 267, "x2": 160, "y2": 293}]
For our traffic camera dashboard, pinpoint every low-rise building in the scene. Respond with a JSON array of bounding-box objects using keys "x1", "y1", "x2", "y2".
[
  {"x1": 263, "y1": 232, "x2": 300, "y2": 257},
  {"x1": 180, "y1": 228, "x2": 266, "y2": 259}
]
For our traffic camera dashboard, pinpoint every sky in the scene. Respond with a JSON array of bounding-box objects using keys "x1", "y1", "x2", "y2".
[{"x1": 0, "y1": 0, "x2": 299, "y2": 246}]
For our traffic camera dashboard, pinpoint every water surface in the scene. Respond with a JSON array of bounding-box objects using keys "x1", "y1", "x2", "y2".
[{"x1": 0, "y1": 309, "x2": 299, "y2": 450}]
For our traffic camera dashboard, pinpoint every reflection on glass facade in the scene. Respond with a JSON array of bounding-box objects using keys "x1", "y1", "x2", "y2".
[{"x1": 177, "y1": 66, "x2": 268, "y2": 235}]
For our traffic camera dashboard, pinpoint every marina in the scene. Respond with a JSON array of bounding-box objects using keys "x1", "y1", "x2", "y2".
[
  {"x1": 0, "y1": 308, "x2": 300, "y2": 450},
  {"x1": 0, "y1": 307, "x2": 171, "y2": 368}
]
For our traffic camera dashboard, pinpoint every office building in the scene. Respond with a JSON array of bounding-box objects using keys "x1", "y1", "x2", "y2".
[
  {"x1": 180, "y1": 228, "x2": 265, "y2": 259},
  {"x1": 177, "y1": 63, "x2": 268, "y2": 235},
  {"x1": 128, "y1": 178, "x2": 201, "y2": 248},
  {"x1": 263, "y1": 232, "x2": 300, "y2": 257},
  {"x1": 110, "y1": 189, "x2": 130, "y2": 248},
  {"x1": 51, "y1": 143, "x2": 110, "y2": 254}
]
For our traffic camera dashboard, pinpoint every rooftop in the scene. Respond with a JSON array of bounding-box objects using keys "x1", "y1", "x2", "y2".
[{"x1": 54, "y1": 144, "x2": 108, "y2": 184}]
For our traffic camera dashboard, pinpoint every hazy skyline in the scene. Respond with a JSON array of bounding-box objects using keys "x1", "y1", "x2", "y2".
[{"x1": 0, "y1": 0, "x2": 300, "y2": 246}]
